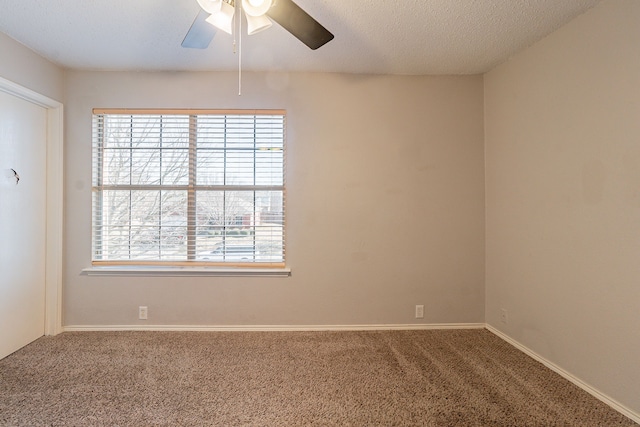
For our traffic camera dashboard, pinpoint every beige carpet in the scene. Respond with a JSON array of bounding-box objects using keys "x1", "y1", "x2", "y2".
[{"x1": 0, "y1": 329, "x2": 636, "y2": 426}]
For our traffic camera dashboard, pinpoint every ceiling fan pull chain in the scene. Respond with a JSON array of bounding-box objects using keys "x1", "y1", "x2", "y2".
[
  {"x1": 238, "y1": 0, "x2": 242, "y2": 95},
  {"x1": 231, "y1": 0, "x2": 237, "y2": 54}
]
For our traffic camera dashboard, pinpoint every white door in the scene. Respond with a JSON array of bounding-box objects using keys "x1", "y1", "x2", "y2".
[{"x1": 0, "y1": 89, "x2": 47, "y2": 360}]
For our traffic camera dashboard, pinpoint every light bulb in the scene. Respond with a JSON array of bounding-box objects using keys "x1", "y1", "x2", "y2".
[{"x1": 242, "y1": 0, "x2": 272, "y2": 17}]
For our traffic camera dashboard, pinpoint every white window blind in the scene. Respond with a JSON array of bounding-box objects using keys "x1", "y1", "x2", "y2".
[{"x1": 92, "y1": 109, "x2": 285, "y2": 267}]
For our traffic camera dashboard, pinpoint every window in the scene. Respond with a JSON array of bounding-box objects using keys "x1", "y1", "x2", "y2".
[{"x1": 92, "y1": 109, "x2": 285, "y2": 267}]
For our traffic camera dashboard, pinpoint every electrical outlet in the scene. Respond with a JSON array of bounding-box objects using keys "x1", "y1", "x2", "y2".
[
  {"x1": 415, "y1": 305, "x2": 424, "y2": 319},
  {"x1": 139, "y1": 306, "x2": 148, "y2": 320},
  {"x1": 500, "y1": 308, "x2": 508, "y2": 324}
]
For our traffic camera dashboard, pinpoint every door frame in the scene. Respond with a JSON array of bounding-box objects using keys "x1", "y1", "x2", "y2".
[{"x1": 0, "y1": 76, "x2": 63, "y2": 336}]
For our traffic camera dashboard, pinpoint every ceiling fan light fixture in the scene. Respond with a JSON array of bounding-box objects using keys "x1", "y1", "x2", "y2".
[
  {"x1": 242, "y1": 0, "x2": 273, "y2": 17},
  {"x1": 246, "y1": 13, "x2": 273, "y2": 35},
  {"x1": 205, "y1": 0, "x2": 235, "y2": 35},
  {"x1": 184, "y1": 0, "x2": 335, "y2": 52}
]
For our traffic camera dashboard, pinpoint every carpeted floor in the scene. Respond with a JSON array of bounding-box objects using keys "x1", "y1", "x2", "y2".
[{"x1": 0, "y1": 329, "x2": 636, "y2": 426}]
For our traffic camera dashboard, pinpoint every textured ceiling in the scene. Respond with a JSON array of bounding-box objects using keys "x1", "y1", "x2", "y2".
[{"x1": 0, "y1": 0, "x2": 601, "y2": 75}]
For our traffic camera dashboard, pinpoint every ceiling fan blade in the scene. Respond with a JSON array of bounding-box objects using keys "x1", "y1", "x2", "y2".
[
  {"x1": 266, "y1": 0, "x2": 334, "y2": 50},
  {"x1": 182, "y1": 9, "x2": 217, "y2": 49}
]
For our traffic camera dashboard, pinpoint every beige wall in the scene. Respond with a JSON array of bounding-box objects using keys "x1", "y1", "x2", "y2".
[
  {"x1": 0, "y1": 32, "x2": 64, "y2": 101},
  {"x1": 63, "y1": 71, "x2": 485, "y2": 327},
  {"x1": 485, "y1": 0, "x2": 640, "y2": 415}
]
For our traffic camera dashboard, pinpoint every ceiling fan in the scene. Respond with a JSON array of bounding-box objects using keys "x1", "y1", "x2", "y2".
[{"x1": 182, "y1": 0, "x2": 334, "y2": 50}]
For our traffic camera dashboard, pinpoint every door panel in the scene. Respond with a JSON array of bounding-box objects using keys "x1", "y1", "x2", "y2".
[{"x1": 0, "y1": 90, "x2": 47, "y2": 359}]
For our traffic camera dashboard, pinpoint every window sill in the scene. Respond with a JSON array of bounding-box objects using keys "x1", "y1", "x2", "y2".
[{"x1": 81, "y1": 266, "x2": 291, "y2": 277}]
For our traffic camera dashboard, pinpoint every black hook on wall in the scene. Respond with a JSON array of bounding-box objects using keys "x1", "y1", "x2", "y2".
[{"x1": 10, "y1": 168, "x2": 19, "y2": 185}]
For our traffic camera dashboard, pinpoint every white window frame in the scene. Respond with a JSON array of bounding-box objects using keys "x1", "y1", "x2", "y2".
[{"x1": 86, "y1": 109, "x2": 289, "y2": 277}]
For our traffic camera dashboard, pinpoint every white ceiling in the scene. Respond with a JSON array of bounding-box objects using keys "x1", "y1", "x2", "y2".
[{"x1": 0, "y1": 0, "x2": 601, "y2": 75}]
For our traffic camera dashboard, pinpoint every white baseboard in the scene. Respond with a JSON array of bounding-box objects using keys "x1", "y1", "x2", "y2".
[
  {"x1": 62, "y1": 322, "x2": 485, "y2": 332},
  {"x1": 486, "y1": 324, "x2": 640, "y2": 425}
]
